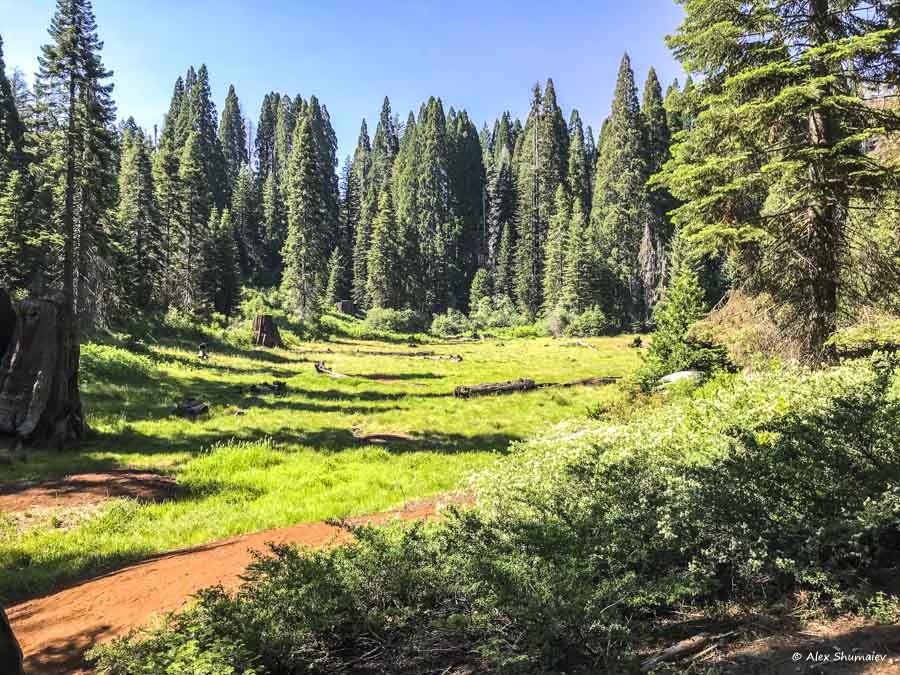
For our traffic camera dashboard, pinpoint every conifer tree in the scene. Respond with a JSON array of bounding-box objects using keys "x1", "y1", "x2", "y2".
[
  {"x1": 487, "y1": 145, "x2": 516, "y2": 273},
  {"x1": 567, "y1": 109, "x2": 591, "y2": 212},
  {"x1": 561, "y1": 196, "x2": 591, "y2": 312},
  {"x1": 274, "y1": 94, "x2": 296, "y2": 184},
  {"x1": 324, "y1": 246, "x2": 346, "y2": 307},
  {"x1": 34, "y1": 0, "x2": 117, "y2": 323},
  {"x1": 113, "y1": 121, "x2": 160, "y2": 310},
  {"x1": 660, "y1": 0, "x2": 900, "y2": 360},
  {"x1": 260, "y1": 170, "x2": 285, "y2": 284},
  {"x1": 177, "y1": 131, "x2": 209, "y2": 308},
  {"x1": 0, "y1": 36, "x2": 26, "y2": 180},
  {"x1": 218, "y1": 84, "x2": 247, "y2": 192},
  {"x1": 0, "y1": 170, "x2": 31, "y2": 291},
  {"x1": 542, "y1": 185, "x2": 571, "y2": 313},
  {"x1": 639, "y1": 67, "x2": 674, "y2": 310},
  {"x1": 590, "y1": 54, "x2": 650, "y2": 326},
  {"x1": 231, "y1": 162, "x2": 260, "y2": 281},
  {"x1": 448, "y1": 109, "x2": 485, "y2": 305},
  {"x1": 391, "y1": 111, "x2": 420, "y2": 307},
  {"x1": 350, "y1": 120, "x2": 372, "y2": 307},
  {"x1": 366, "y1": 184, "x2": 402, "y2": 309},
  {"x1": 201, "y1": 208, "x2": 241, "y2": 315},
  {"x1": 255, "y1": 92, "x2": 279, "y2": 178},
  {"x1": 280, "y1": 116, "x2": 329, "y2": 321}
]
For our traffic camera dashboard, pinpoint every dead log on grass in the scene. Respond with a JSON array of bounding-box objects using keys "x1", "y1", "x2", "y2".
[
  {"x1": 354, "y1": 349, "x2": 463, "y2": 361},
  {"x1": 454, "y1": 379, "x2": 536, "y2": 398},
  {"x1": 314, "y1": 361, "x2": 348, "y2": 378},
  {"x1": 0, "y1": 291, "x2": 86, "y2": 450},
  {"x1": 252, "y1": 315, "x2": 283, "y2": 348},
  {"x1": 174, "y1": 398, "x2": 209, "y2": 418}
]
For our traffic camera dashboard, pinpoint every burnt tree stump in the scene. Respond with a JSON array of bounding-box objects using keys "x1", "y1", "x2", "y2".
[
  {"x1": 252, "y1": 315, "x2": 283, "y2": 348},
  {"x1": 0, "y1": 607, "x2": 22, "y2": 675},
  {"x1": 0, "y1": 292, "x2": 86, "y2": 449}
]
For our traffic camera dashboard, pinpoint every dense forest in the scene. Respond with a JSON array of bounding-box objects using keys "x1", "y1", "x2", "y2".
[{"x1": 4, "y1": 2, "x2": 899, "y2": 363}]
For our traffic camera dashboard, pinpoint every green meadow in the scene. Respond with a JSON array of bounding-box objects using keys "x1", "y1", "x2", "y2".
[{"x1": 0, "y1": 321, "x2": 639, "y2": 602}]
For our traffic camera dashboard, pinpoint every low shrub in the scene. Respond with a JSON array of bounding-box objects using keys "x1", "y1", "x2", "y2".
[
  {"x1": 363, "y1": 307, "x2": 426, "y2": 334},
  {"x1": 564, "y1": 305, "x2": 609, "y2": 337},
  {"x1": 430, "y1": 308, "x2": 470, "y2": 336},
  {"x1": 91, "y1": 358, "x2": 900, "y2": 674},
  {"x1": 469, "y1": 295, "x2": 527, "y2": 330}
]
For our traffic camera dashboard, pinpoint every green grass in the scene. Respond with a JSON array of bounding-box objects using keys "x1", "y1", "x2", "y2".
[{"x1": 0, "y1": 325, "x2": 639, "y2": 603}]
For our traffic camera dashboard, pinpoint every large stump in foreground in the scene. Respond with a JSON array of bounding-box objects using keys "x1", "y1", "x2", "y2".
[
  {"x1": 252, "y1": 314, "x2": 283, "y2": 348},
  {"x1": 0, "y1": 292, "x2": 86, "y2": 449},
  {"x1": 0, "y1": 607, "x2": 23, "y2": 675}
]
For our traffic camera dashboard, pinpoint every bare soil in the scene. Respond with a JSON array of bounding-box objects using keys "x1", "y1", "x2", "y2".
[
  {"x1": 5, "y1": 496, "x2": 456, "y2": 675},
  {"x1": 0, "y1": 470, "x2": 180, "y2": 512}
]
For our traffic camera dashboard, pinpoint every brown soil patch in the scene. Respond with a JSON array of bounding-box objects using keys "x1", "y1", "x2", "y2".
[
  {"x1": 714, "y1": 617, "x2": 900, "y2": 674},
  {"x1": 6, "y1": 495, "x2": 461, "y2": 675},
  {"x1": 0, "y1": 470, "x2": 179, "y2": 513}
]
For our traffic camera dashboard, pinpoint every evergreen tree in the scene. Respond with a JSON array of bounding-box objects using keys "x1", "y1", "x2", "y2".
[
  {"x1": 218, "y1": 84, "x2": 247, "y2": 192},
  {"x1": 639, "y1": 67, "x2": 674, "y2": 311},
  {"x1": 0, "y1": 170, "x2": 31, "y2": 291},
  {"x1": 34, "y1": 0, "x2": 117, "y2": 322},
  {"x1": 391, "y1": 111, "x2": 420, "y2": 307},
  {"x1": 366, "y1": 184, "x2": 402, "y2": 309},
  {"x1": 274, "y1": 94, "x2": 296, "y2": 185},
  {"x1": 542, "y1": 185, "x2": 571, "y2": 313},
  {"x1": 113, "y1": 121, "x2": 160, "y2": 310},
  {"x1": 177, "y1": 131, "x2": 209, "y2": 308},
  {"x1": 260, "y1": 169, "x2": 286, "y2": 284},
  {"x1": 513, "y1": 80, "x2": 570, "y2": 316},
  {"x1": 280, "y1": 116, "x2": 329, "y2": 321},
  {"x1": 202, "y1": 207, "x2": 241, "y2": 316},
  {"x1": 448, "y1": 108, "x2": 485, "y2": 306},
  {"x1": 231, "y1": 162, "x2": 261, "y2": 281},
  {"x1": 584, "y1": 124, "x2": 596, "y2": 185},
  {"x1": 660, "y1": 0, "x2": 900, "y2": 361},
  {"x1": 0, "y1": 36, "x2": 26, "y2": 179},
  {"x1": 561, "y1": 197, "x2": 591, "y2": 312},
  {"x1": 255, "y1": 92, "x2": 279, "y2": 178},
  {"x1": 186, "y1": 64, "x2": 227, "y2": 209},
  {"x1": 349, "y1": 120, "x2": 372, "y2": 307},
  {"x1": 567, "y1": 109, "x2": 591, "y2": 212},
  {"x1": 495, "y1": 220, "x2": 515, "y2": 299},
  {"x1": 469, "y1": 267, "x2": 492, "y2": 307},
  {"x1": 324, "y1": 246, "x2": 346, "y2": 307},
  {"x1": 590, "y1": 54, "x2": 650, "y2": 326}
]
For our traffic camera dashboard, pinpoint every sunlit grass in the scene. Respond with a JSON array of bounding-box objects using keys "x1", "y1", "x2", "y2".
[{"x1": 0, "y1": 328, "x2": 639, "y2": 602}]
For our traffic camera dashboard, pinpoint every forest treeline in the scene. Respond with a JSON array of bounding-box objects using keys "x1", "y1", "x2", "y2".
[
  {"x1": 0, "y1": 3, "x2": 695, "y2": 333},
  {"x1": 2, "y1": 0, "x2": 900, "y2": 362}
]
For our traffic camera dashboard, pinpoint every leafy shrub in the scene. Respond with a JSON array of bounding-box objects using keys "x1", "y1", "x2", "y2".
[
  {"x1": 635, "y1": 269, "x2": 730, "y2": 390},
  {"x1": 564, "y1": 305, "x2": 609, "y2": 337},
  {"x1": 363, "y1": 307, "x2": 425, "y2": 334},
  {"x1": 430, "y1": 308, "x2": 470, "y2": 336},
  {"x1": 92, "y1": 358, "x2": 900, "y2": 674},
  {"x1": 469, "y1": 295, "x2": 527, "y2": 330}
]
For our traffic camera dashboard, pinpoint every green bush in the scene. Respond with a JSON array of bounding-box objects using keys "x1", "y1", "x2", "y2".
[
  {"x1": 363, "y1": 307, "x2": 425, "y2": 334},
  {"x1": 564, "y1": 305, "x2": 610, "y2": 337},
  {"x1": 469, "y1": 295, "x2": 528, "y2": 330},
  {"x1": 430, "y1": 308, "x2": 470, "y2": 336},
  {"x1": 92, "y1": 358, "x2": 900, "y2": 674}
]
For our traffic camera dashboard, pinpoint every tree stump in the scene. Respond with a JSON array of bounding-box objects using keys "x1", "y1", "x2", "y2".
[
  {"x1": 334, "y1": 300, "x2": 354, "y2": 315},
  {"x1": 252, "y1": 315, "x2": 283, "y2": 348},
  {"x1": 1, "y1": 604, "x2": 23, "y2": 675},
  {"x1": 0, "y1": 292, "x2": 86, "y2": 449}
]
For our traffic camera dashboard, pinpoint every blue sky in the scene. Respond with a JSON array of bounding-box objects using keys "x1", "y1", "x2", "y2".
[{"x1": 1, "y1": 1, "x2": 686, "y2": 161}]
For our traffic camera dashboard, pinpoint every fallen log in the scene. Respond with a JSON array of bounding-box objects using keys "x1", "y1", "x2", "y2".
[
  {"x1": 454, "y1": 379, "x2": 536, "y2": 399},
  {"x1": 174, "y1": 398, "x2": 209, "y2": 418},
  {"x1": 640, "y1": 631, "x2": 736, "y2": 673},
  {"x1": 354, "y1": 350, "x2": 463, "y2": 361},
  {"x1": 314, "y1": 361, "x2": 348, "y2": 378},
  {"x1": 252, "y1": 315, "x2": 283, "y2": 348},
  {"x1": 541, "y1": 376, "x2": 621, "y2": 389}
]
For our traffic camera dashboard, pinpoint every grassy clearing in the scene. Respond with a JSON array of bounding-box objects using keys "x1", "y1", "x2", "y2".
[{"x1": 0, "y1": 321, "x2": 639, "y2": 603}]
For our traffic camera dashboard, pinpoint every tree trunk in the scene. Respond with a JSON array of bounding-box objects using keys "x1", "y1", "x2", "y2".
[
  {"x1": 454, "y1": 379, "x2": 536, "y2": 398},
  {"x1": 0, "y1": 292, "x2": 86, "y2": 449},
  {"x1": 0, "y1": 606, "x2": 23, "y2": 675},
  {"x1": 252, "y1": 315, "x2": 283, "y2": 348}
]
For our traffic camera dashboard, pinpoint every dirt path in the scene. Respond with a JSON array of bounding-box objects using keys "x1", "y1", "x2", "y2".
[{"x1": 5, "y1": 497, "x2": 456, "y2": 675}]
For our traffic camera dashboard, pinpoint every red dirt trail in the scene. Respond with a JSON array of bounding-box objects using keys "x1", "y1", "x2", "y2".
[{"x1": 5, "y1": 497, "x2": 453, "y2": 675}]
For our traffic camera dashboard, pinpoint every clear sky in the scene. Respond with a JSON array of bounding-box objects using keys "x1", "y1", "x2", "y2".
[{"x1": 1, "y1": 0, "x2": 686, "y2": 162}]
